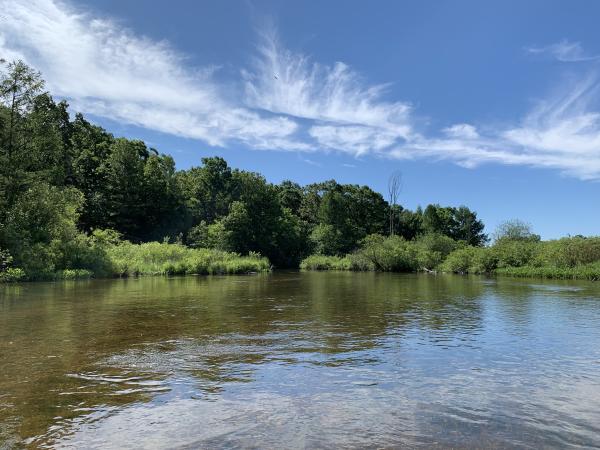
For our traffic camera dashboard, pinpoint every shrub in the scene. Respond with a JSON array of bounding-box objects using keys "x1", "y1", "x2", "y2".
[
  {"x1": 299, "y1": 255, "x2": 353, "y2": 271},
  {"x1": 354, "y1": 234, "x2": 420, "y2": 272},
  {"x1": 535, "y1": 237, "x2": 600, "y2": 268},
  {"x1": 441, "y1": 247, "x2": 478, "y2": 273},
  {"x1": 414, "y1": 233, "x2": 462, "y2": 270},
  {"x1": 105, "y1": 241, "x2": 270, "y2": 277},
  {"x1": 0, "y1": 268, "x2": 26, "y2": 282},
  {"x1": 491, "y1": 239, "x2": 539, "y2": 268}
]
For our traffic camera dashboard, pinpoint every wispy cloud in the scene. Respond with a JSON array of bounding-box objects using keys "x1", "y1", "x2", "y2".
[
  {"x1": 2, "y1": 0, "x2": 600, "y2": 179},
  {"x1": 0, "y1": 0, "x2": 305, "y2": 150},
  {"x1": 244, "y1": 28, "x2": 413, "y2": 139},
  {"x1": 525, "y1": 39, "x2": 600, "y2": 63},
  {"x1": 390, "y1": 75, "x2": 600, "y2": 179}
]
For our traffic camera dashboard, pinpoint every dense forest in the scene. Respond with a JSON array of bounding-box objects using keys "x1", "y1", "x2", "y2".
[{"x1": 1, "y1": 60, "x2": 599, "y2": 282}]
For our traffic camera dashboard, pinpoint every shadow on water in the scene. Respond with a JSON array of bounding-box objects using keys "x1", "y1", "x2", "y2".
[{"x1": 1, "y1": 272, "x2": 600, "y2": 448}]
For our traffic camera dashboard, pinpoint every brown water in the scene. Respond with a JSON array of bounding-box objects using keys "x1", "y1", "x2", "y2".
[{"x1": 1, "y1": 272, "x2": 600, "y2": 449}]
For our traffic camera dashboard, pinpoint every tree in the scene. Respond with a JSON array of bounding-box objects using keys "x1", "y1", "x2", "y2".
[
  {"x1": 277, "y1": 180, "x2": 304, "y2": 212},
  {"x1": 422, "y1": 204, "x2": 487, "y2": 246},
  {"x1": 103, "y1": 138, "x2": 148, "y2": 240},
  {"x1": 0, "y1": 60, "x2": 45, "y2": 159},
  {"x1": 396, "y1": 208, "x2": 423, "y2": 240},
  {"x1": 452, "y1": 206, "x2": 488, "y2": 246},
  {"x1": 70, "y1": 114, "x2": 114, "y2": 230},
  {"x1": 0, "y1": 183, "x2": 84, "y2": 276},
  {"x1": 387, "y1": 171, "x2": 402, "y2": 235},
  {"x1": 493, "y1": 219, "x2": 540, "y2": 243},
  {"x1": 0, "y1": 60, "x2": 45, "y2": 208},
  {"x1": 142, "y1": 153, "x2": 186, "y2": 241}
]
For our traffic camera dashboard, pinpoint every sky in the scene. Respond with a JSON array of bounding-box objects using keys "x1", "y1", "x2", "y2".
[{"x1": 1, "y1": 0, "x2": 600, "y2": 238}]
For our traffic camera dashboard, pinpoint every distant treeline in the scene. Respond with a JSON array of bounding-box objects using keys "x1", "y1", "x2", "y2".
[
  {"x1": 3, "y1": 60, "x2": 597, "y2": 282},
  {"x1": 0, "y1": 60, "x2": 489, "y2": 280},
  {"x1": 300, "y1": 224, "x2": 600, "y2": 281}
]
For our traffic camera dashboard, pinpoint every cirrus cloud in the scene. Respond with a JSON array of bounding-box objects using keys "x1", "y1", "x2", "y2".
[{"x1": 2, "y1": 0, "x2": 600, "y2": 180}]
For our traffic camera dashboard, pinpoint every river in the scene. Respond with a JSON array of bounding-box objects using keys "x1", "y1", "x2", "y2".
[{"x1": 1, "y1": 272, "x2": 600, "y2": 448}]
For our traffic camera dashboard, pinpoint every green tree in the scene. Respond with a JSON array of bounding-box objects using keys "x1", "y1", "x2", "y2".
[
  {"x1": 70, "y1": 114, "x2": 114, "y2": 230},
  {"x1": 493, "y1": 219, "x2": 540, "y2": 242},
  {"x1": 104, "y1": 138, "x2": 148, "y2": 240},
  {"x1": 0, "y1": 183, "x2": 84, "y2": 276}
]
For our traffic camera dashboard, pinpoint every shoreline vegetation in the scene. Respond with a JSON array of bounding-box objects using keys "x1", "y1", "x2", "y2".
[
  {"x1": 299, "y1": 234, "x2": 600, "y2": 281},
  {"x1": 1, "y1": 60, "x2": 599, "y2": 283}
]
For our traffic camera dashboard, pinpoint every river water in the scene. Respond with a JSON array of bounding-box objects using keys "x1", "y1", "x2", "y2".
[{"x1": 1, "y1": 272, "x2": 600, "y2": 448}]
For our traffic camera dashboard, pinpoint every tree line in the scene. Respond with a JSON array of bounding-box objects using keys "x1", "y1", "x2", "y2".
[{"x1": 0, "y1": 60, "x2": 487, "y2": 279}]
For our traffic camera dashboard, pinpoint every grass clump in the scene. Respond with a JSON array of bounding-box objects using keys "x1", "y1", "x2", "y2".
[
  {"x1": 299, "y1": 254, "x2": 355, "y2": 271},
  {"x1": 496, "y1": 263, "x2": 600, "y2": 281},
  {"x1": 106, "y1": 241, "x2": 270, "y2": 277},
  {"x1": 301, "y1": 233, "x2": 600, "y2": 281}
]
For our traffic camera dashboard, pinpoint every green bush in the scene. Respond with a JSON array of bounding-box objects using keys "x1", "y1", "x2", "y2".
[
  {"x1": 0, "y1": 268, "x2": 26, "y2": 282},
  {"x1": 441, "y1": 247, "x2": 478, "y2": 273},
  {"x1": 299, "y1": 255, "x2": 354, "y2": 271},
  {"x1": 534, "y1": 237, "x2": 600, "y2": 268},
  {"x1": 414, "y1": 234, "x2": 461, "y2": 270},
  {"x1": 491, "y1": 239, "x2": 539, "y2": 268},
  {"x1": 106, "y1": 241, "x2": 270, "y2": 277},
  {"x1": 441, "y1": 246, "x2": 498, "y2": 274},
  {"x1": 496, "y1": 263, "x2": 600, "y2": 281},
  {"x1": 354, "y1": 234, "x2": 420, "y2": 272}
]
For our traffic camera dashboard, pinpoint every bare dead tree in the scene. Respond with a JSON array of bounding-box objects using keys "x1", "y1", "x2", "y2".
[{"x1": 387, "y1": 171, "x2": 402, "y2": 235}]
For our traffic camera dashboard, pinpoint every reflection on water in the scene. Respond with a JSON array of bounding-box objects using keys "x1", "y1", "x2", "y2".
[{"x1": 1, "y1": 272, "x2": 600, "y2": 448}]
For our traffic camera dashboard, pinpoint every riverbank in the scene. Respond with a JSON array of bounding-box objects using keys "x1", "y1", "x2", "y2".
[
  {"x1": 300, "y1": 257, "x2": 600, "y2": 281},
  {"x1": 0, "y1": 241, "x2": 270, "y2": 282},
  {"x1": 299, "y1": 235, "x2": 600, "y2": 281},
  {"x1": 4, "y1": 234, "x2": 600, "y2": 283}
]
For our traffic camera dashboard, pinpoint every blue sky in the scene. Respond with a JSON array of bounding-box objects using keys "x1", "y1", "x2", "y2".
[{"x1": 2, "y1": 0, "x2": 600, "y2": 238}]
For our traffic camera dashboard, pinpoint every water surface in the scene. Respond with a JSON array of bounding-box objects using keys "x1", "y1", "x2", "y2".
[{"x1": 1, "y1": 272, "x2": 600, "y2": 448}]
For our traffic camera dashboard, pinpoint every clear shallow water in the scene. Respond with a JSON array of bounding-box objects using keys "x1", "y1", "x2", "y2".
[{"x1": 1, "y1": 272, "x2": 600, "y2": 449}]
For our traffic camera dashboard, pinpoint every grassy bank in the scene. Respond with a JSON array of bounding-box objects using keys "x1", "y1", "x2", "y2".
[
  {"x1": 299, "y1": 255, "x2": 355, "y2": 271},
  {"x1": 107, "y1": 242, "x2": 270, "y2": 277},
  {"x1": 300, "y1": 235, "x2": 600, "y2": 281},
  {"x1": 0, "y1": 238, "x2": 270, "y2": 283},
  {"x1": 495, "y1": 264, "x2": 600, "y2": 281}
]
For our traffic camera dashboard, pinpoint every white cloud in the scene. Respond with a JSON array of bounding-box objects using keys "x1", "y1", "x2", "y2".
[
  {"x1": 389, "y1": 75, "x2": 600, "y2": 179},
  {"x1": 443, "y1": 123, "x2": 479, "y2": 139},
  {"x1": 244, "y1": 30, "x2": 413, "y2": 134},
  {"x1": 526, "y1": 40, "x2": 600, "y2": 63},
  {"x1": 0, "y1": 0, "x2": 307, "y2": 150},
  {"x1": 308, "y1": 125, "x2": 399, "y2": 155},
  {"x1": 2, "y1": 0, "x2": 600, "y2": 179}
]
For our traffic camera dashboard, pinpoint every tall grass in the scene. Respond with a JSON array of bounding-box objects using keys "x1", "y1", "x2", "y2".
[
  {"x1": 106, "y1": 242, "x2": 270, "y2": 277},
  {"x1": 0, "y1": 239, "x2": 271, "y2": 282},
  {"x1": 301, "y1": 234, "x2": 600, "y2": 281},
  {"x1": 299, "y1": 255, "x2": 355, "y2": 271},
  {"x1": 496, "y1": 264, "x2": 600, "y2": 281}
]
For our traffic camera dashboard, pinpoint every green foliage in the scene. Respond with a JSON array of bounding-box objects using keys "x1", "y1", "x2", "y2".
[
  {"x1": 0, "y1": 248, "x2": 12, "y2": 271},
  {"x1": 310, "y1": 223, "x2": 345, "y2": 256},
  {"x1": 396, "y1": 208, "x2": 423, "y2": 240},
  {"x1": 0, "y1": 183, "x2": 85, "y2": 277},
  {"x1": 492, "y1": 239, "x2": 539, "y2": 268},
  {"x1": 106, "y1": 241, "x2": 270, "y2": 276},
  {"x1": 299, "y1": 255, "x2": 354, "y2": 271},
  {"x1": 493, "y1": 219, "x2": 540, "y2": 243},
  {"x1": 354, "y1": 234, "x2": 420, "y2": 272},
  {"x1": 302, "y1": 181, "x2": 387, "y2": 255},
  {"x1": 496, "y1": 263, "x2": 600, "y2": 281},
  {"x1": 533, "y1": 236, "x2": 600, "y2": 268},
  {"x1": 415, "y1": 233, "x2": 462, "y2": 269},
  {"x1": 441, "y1": 246, "x2": 497, "y2": 274},
  {"x1": 302, "y1": 231, "x2": 600, "y2": 281},
  {"x1": 422, "y1": 204, "x2": 487, "y2": 246},
  {"x1": 0, "y1": 267, "x2": 26, "y2": 282},
  {"x1": 14, "y1": 60, "x2": 592, "y2": 283}
]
